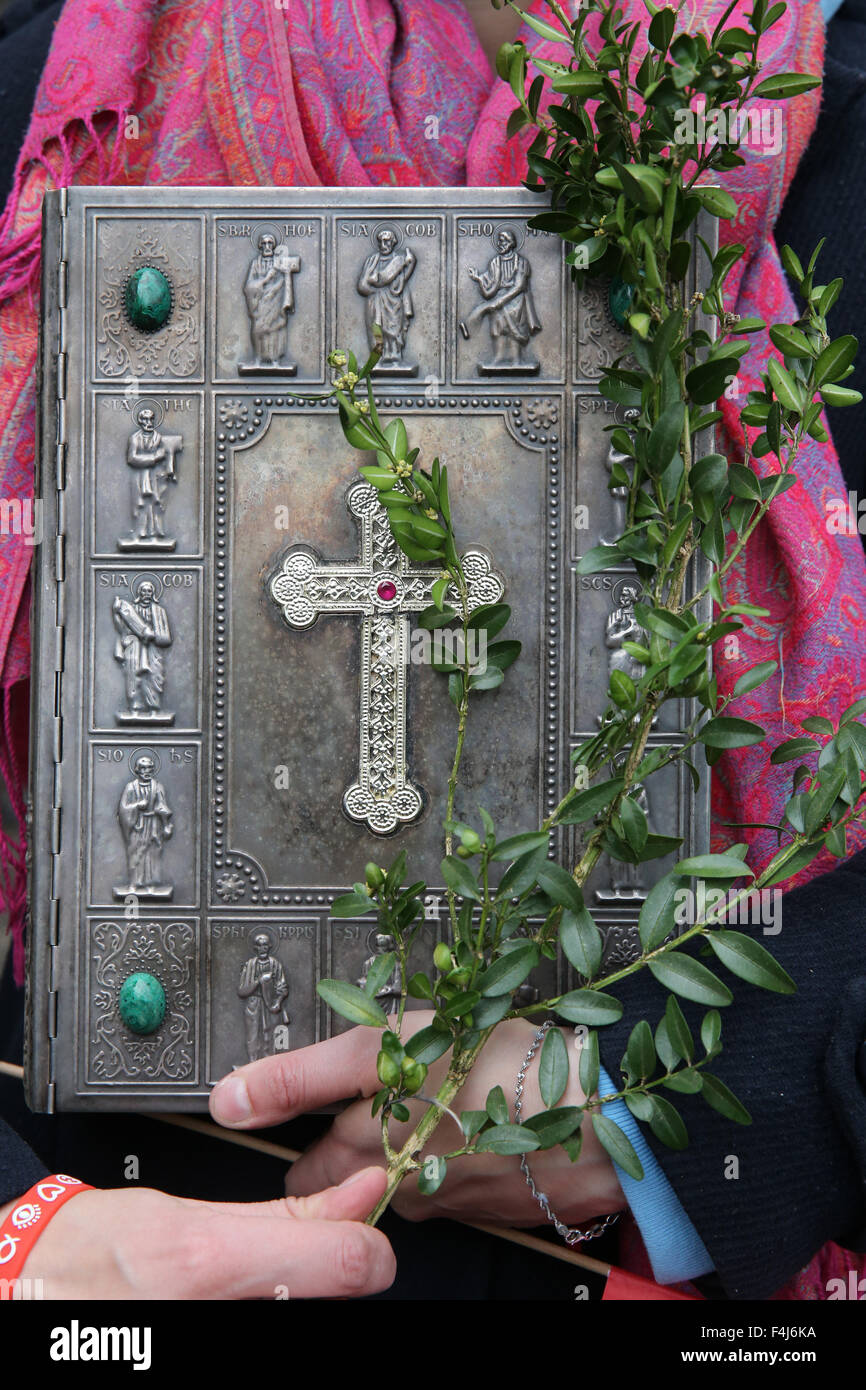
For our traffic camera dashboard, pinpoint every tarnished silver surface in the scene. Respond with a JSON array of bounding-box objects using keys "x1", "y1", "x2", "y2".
[{"x1": 28, "y1": 187, "x2": 714, "y2": 1111}]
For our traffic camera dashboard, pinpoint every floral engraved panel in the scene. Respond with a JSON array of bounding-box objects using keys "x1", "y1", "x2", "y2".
[
  {"x1": 88, "y1": 919, "x2": 197, "y2": 1083},
  {"x1": 95, "y1": 219, "x2": 202, "y2": 380}
]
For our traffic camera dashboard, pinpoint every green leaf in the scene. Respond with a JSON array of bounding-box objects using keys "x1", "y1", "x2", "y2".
[
  {"x1": 551, "y1": 70, "x2": 606, "y2": 96},
  {"x1": 557, "y1": 777, "x2": 625, "y2": 825},
  {"x1": 647, "y1": 402, "x2": 685, "y2": 475},
  {"x1": 560, "y1": 905, "x2": 603, "y2": 980},
  {"x1": 699, "y1": 715, "x2": 766, "y2": 748},
  {"x1": 674, "y1": 852, "x2": 754, "y2": 879},
  {"x1": 626, "y1": 1019, "x2": 656, "y2": 1080},
  {"x1": 768, "y1": 324, "x2": 814, "y2": 359},
  {"x1": 475, "y1": 1124, "x2": 541, "y2": 1156},
  {"x1": 648, "y1": 5, "x2": 676, "y2": 51},
  {"x1": 407, "y1": 971, "x2": 434, "y2": 1001},
  {"x1": 707, "y1": 930, "x2": 796, "y2": 994},
  {"x1": 732, "y1": 660, "x2": 778, "y2": 698},
  {"x1": 665, "y1": 994, "x2": 694, "y2": 1062},
  {"x1": 417, "y1": 1156, "x2": 447, "y2": 1195},
  {"x1": 591, "y1": 1113, "x2": 644, "y2": 1180},
  {"x1": 639, "y1": 873, "x2": 689, "y2": 952},
  {"x1": 576, "y1": 544, "x2": 628, "y2": 575},
  {"x1": 497, "y1": 844, "x2": 549, "y2": 899},
  {"x1": 610, "y1": 669, "x2": 637, "y2": 709},
  {"x1": 803, "y1": 762, "x2": 848, "y2": 837},
  {"x1": 460, "y1": 1109, "x2": 489, "y2": 1140},
  {"x1": 441, "y1": 855, "x2": 482, "y2": 901},
  {"x1": 648, "y1": 1095, "x2": 689, "y2": 1150},
  {"x1": 486, "y1": 1084, "x2": 509, "y2": 1126},
  {"x1": 579, "y1": 1029, "x2": 600, "y2": 1096},
  {"x1": 330, "y1": 890, "x2": 376, "y2": 918},
  {"x1": 536, "y1": 861, "x2": 584, "y2": 914},
  {"x1": 767, "y1": 356, "x2": 803, "y2": 413},
  {"x1": 539, "y1": 1027, "x2": 569, "y2": 1109},
  {"x1": 486, "y1": 639, "x2": 522, "y2": 672},
  {"x1": 478, "y1": 942, "x2": 539, "y2": 997},
  {"x1": 695, "y1": 186, "x2": 738, "y2": 219},
  {"x1": 647, "y1": 954, "x2": 733, "y2": 1007},
  {"x1": 761, "y1": 841, "x2": 824, "y2": 886},
  {"x1": 701, "y1": 1009, "x2": 721, "y2": 1055},
  {"x1": 520, "y1": 8, "x2": 571, "y2": 42},
  {"x1": 770, "y1": 736, "x2": 819, "y2": 765},
  {"x1": 316, "y1": 978, "x2": 388, "y2": 1027},
  {"x1": 522, "y1": 1107, "x2": 583, "y2": 1149},
  {"x1": 440, "y1": 990, "x2": 480, "y2": 1020},
  {"x1": 700, "y1": 1072, "x2": 752, "y2": 1124},
  {"x1": 752, "y1": 72, "x2": 821, "y2": 99},
  {"x1": 555, "y1": 990, "x2": 624, "y2": 1026},
  {"x1": 814, "y1": 335, "x2": 858, "y2": 387},
  {"x1": 467, "y1": 602, "x2": 510, "y2": 638},
  {"x1": 490, "y1": 830, "x2": 550, "y2": 862},
  {"x1": 362, "y1": 950, "x2": 396, "y2": 999},
  {"x1": 663, "y1": 1069, "x2": 704, "y2": 1094}
]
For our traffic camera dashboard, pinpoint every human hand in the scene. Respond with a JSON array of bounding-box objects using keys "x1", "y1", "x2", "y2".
[
  {"x1": 2, "y1": 1172, "x2": 394, "y2": 1300},
  {"x1": 209, "y1": 1014, "x2": 625, "y2": 1227}
]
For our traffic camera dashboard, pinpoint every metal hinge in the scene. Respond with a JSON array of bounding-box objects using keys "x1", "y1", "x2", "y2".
[{"x1": 46, "y1": 186, "x2": 69, "y2": 1114}]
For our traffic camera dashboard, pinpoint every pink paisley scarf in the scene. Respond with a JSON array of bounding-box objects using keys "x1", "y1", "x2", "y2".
[{"x1": 0, "y1": 0, "x2": 862, "y2": 1299}]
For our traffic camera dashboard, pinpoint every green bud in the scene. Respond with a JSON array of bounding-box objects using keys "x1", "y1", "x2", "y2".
[
  {"x1": 364, "y1": 862, "x2": 385, "y2": 891},
  {"x1": 456, "y1": 844, "x2": 473, "y2": 858},
  {"x1": 377, "y1": 1052, "x2": 401, "y2": 1088},
  {"x1": 459, "y1": 829, "x2": 482, "y2": 852},
  {"x1": 401, "y1": 1058, "x2": 427, "y2": 1094},
  {"x1": 433, "y1": 942, "x2": 453, "y2": 973}
]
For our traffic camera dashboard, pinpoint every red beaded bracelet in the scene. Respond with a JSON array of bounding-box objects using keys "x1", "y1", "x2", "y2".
[{"x1": 0, "y1": 1175, "x2": 93, "y2": 1296}]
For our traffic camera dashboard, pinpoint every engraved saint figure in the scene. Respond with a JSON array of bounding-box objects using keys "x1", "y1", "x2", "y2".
[
  {"x1": 605, "y1": 582, "x2": 647, "y2": 686},
  {"x1": 461, "y1": 227, "x2": 542, "y2": 373},
  {"x1": 357, "y1": 228, "x2": 417, "y2": 372},
  {"x1": 238, "y1": 932, "x2": 290, "y2": 1062},
  {"x1": 242, "y1": 232, "x2": 301, "y2": 372},
  {"x1": 356, "y1": 932, "x2": 402, "y2": 1011},
  {"x1": 122, "y1": 405, "x2": 182, "y2": 550},
  {"x1": 115, "y1": 754, "x2": 173, "y2": 900},
  {"x1": 112, "y1": 578, "x2": 173, "y2": 724}
]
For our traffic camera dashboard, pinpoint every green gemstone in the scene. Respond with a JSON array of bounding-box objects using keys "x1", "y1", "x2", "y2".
[
  {"x1": 608, "y1": 275, "x2": 636, "y2": 330},
  {"x1": 118, "y1": 972, "x2": 166, "y2": 1035},
  {"x1": 124, "y1": 266, "x2": 173, "y2": 333}
]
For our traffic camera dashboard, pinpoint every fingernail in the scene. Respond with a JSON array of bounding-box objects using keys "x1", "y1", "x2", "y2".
[{"x1": 212, "y1": 1073, "x2": 252, "y2": 1125}]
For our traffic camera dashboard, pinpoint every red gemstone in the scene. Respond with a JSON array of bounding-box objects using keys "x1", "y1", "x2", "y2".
[{"x1": 377, "y1": 580, "x2": 397, "y2": 602}]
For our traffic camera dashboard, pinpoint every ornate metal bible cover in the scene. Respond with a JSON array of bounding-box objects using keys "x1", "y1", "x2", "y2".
[{"x1": 27, "y1": 187, "x2": 712, "y2": 1112}]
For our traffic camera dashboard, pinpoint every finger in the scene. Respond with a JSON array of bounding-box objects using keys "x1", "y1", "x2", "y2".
[
  {"x1": 188, "y1": 1208, "x2": 396, "y2": 1300},
  {"x1": 208, "y1": 1027, "x2": 382, "y2": 1129},
  {"x1": 213, "y1": 1167, "x2": 388, "y2": 1224},
  {"x1": 284, "y1": 1133, "x2": 366, "y2": 1198},
  {"x1": 209, "y1": 1010, "x2": 434, "y2": 1129}
]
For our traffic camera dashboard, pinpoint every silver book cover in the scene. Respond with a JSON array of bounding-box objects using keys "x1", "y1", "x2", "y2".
[{"x1": 27, "y1": 186, "x2": 713, "y2": 1112}]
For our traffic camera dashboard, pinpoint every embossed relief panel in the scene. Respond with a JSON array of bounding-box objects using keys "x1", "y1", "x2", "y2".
[
  {"x1": 218, "y1": 396, "x2": 559, "y2": 894},
  {"x1": 207, "y1": 919, "x2": 319, "y2": 1082},
  {"x1": 86, "y1": 918, "x2": 199, "y2": 1087},
  {"x1": 453, "y1": 218, "x2": 565, "y2": 384},
  {"x1": 90, "y1": 566, "x2": 203, "y2": 732},
  {"x1": 334, "y1": 216, "x2": 445, "y2": 386},
  {"x1": 213, "y1": 216, "x2": 325, "y2": 381},
  {"x1": 93, "y1": 215, "x2": 204, "y2": 382},
  {"x1": 91, "y1": 392, "x2": 203, "y2": 558},
  {"x1": 87, "y1": 742, "x2": 200, "y2": 910}
]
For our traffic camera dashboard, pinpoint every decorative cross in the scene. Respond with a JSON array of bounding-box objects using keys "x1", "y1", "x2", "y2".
[{"x1": 269, "y1": 481, "x2": 504, "y2": 834}]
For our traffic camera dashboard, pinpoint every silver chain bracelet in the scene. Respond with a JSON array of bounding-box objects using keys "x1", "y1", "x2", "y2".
[{"x1": 515, "y1": 1020, "x2": 621, "y2": 1247}]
